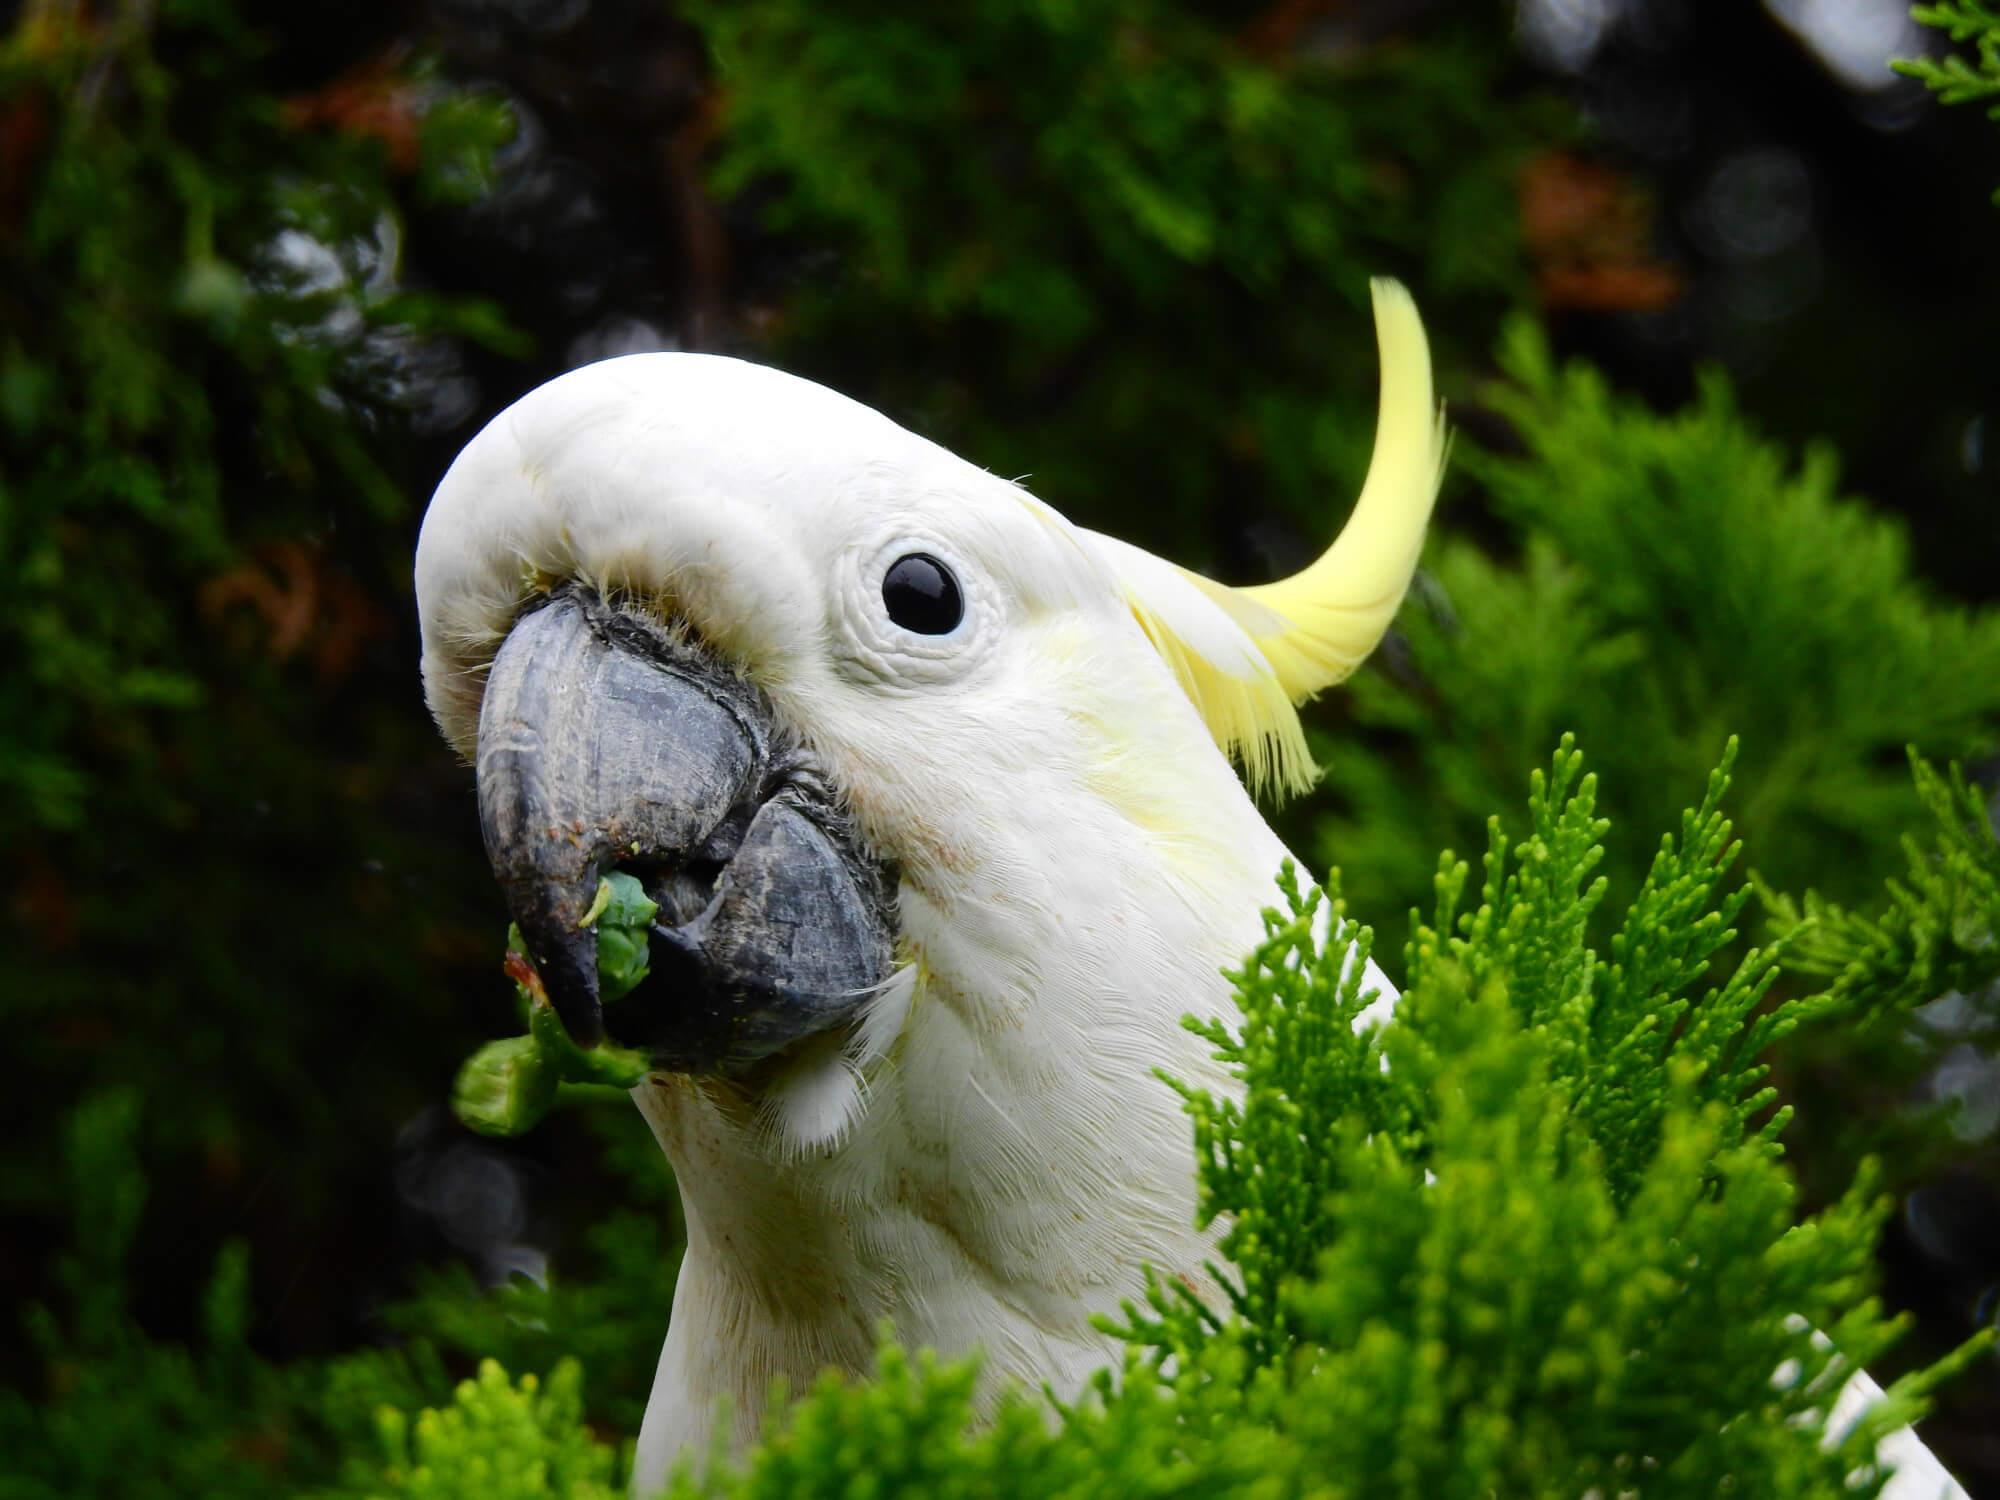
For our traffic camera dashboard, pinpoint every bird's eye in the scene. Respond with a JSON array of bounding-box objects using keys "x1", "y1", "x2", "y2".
[{"x1": 881, "y1": 553, "x2": 963, "y2": 635}]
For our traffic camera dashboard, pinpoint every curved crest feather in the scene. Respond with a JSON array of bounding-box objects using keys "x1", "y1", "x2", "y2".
[{"x1": 1090, "y1": 278, "x2": 1448, "y2": 799}]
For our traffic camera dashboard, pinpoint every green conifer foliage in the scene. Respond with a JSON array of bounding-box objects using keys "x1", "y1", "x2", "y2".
[
  {"x1": 0, "y1": 1088, "x2": 456, "y2": 1497},
  {"x1": 1756, "y1": 752, "x2": 2000, "y2": 1197},
  {"x1": 0, "y1": 0, "x2": 512, "y2": 835},
  {"x1": 370, "y1": 1361, "x2": 629, "y2": 1500},
  {"x1": 682, "y1": 1, "x2": 1556, "y2": 555},
  {"x1": 1768, "y1": 752, "x2": 2000, "y2": 1022},
  {"x1": 1897, "y1": 2, "x2": 2000, "y2": 196},
  {"x1": 1318, "y1": 321, "x2": 2000, "y2": 958},
  {"x1": 0, "y1": 0, "x2": 521, "y2": 1305}
]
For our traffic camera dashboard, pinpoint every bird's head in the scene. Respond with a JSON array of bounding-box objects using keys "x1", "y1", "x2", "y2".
[{"x1": 416, "y1": 279, "x2": 1444, "y2": 1123}]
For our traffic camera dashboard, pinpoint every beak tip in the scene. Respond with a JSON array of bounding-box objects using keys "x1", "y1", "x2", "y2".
[{"x1": 524, "y1": 923, "x2": 606, "y2": 1049}]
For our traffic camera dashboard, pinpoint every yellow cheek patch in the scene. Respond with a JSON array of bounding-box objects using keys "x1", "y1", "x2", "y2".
[
  {"x1": 1047, "y1": 654, "x2": 1237, "y2": 869},
  {"x1": 1083, "y1": 748, "x2": 1218, "y2": 863}
]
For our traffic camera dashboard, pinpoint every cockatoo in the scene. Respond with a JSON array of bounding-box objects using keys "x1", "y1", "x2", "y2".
[{"x1": 415, "y1": 281, "x2": 1965, "y2": 1499}]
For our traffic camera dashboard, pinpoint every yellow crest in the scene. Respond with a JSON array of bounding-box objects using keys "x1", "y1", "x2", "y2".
[{"x1": 1087, "y1": 279, "x2": 1448, "y2": 798}]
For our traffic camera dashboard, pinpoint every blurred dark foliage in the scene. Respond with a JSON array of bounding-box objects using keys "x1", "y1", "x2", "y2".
[{"x1": 1, "y1": 0, "x2": 1997, "y2": 1493}]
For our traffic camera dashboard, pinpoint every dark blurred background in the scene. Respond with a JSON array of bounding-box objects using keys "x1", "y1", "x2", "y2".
[{"x1": 2, "y1": 0, "x2": 1997, "y2": 1492}]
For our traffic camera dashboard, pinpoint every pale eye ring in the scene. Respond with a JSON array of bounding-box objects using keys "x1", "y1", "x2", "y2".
[{"x1": 881, "y1": 553, "x2": 963, "y2": 635}]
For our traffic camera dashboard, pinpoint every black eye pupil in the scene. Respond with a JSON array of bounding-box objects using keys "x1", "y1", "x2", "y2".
[{"x1": 881, "y1": 553, "x2": 964, "y2": 635}]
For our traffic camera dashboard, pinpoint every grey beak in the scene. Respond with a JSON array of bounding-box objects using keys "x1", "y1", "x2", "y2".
[{"x1": 475, "y1": 587, "x2": 894, "y2": 1069}]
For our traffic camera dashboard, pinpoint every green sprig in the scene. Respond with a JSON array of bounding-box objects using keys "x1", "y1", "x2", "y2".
[
  {"x1": 1896, "y1": 2, "x2": 2000, "y2": 197},
  {"x1": 451, "y1": 874, "x2": 658, "y2": 1137}
]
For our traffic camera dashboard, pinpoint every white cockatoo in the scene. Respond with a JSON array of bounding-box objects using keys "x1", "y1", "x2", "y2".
[{"x1": 415, "y1": 281, "x2": 1965, "y2": 1499}]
